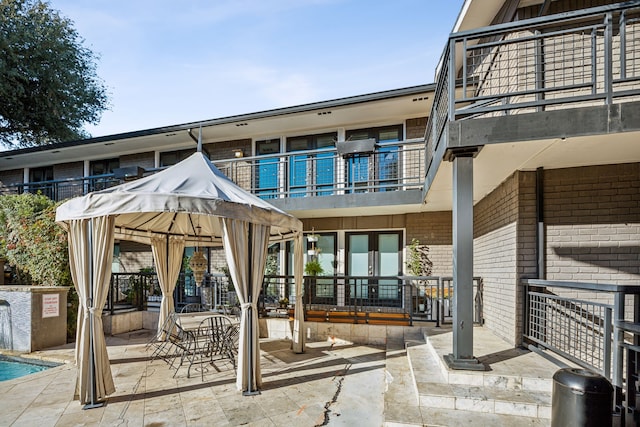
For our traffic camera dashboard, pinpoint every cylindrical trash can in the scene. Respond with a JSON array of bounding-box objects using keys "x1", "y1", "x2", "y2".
[{"x1": 552, "y1": 368, "x2": 613, "y2": 427}]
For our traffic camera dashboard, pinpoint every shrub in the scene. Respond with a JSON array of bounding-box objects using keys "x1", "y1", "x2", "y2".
[{"x1": 0, "y1": 193, "x2": 71, "y2": 286}]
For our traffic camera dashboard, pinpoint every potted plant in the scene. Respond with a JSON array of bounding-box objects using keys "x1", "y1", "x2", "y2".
[
  {"x1": 278, "y1": 297, "x2": 289, "y2": 308},
  {"x1": 304, "y1": 259, "x2": 324, "y2": 276}
]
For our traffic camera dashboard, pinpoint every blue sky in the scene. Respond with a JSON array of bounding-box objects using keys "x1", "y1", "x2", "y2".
[{"x1": 51, "y1": 0, "x2": 464, "y2": 137}]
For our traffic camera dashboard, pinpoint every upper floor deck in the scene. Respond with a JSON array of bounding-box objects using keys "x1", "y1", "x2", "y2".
[
  {"x1": 0, "y1": 138, "x2": 425, "y2": 217},
  {"x1": 424, "y1": 1, "x2": 640, "y2": 208}
]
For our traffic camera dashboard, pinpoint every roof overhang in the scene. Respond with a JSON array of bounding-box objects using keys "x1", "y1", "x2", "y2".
[{"x1": 1, "y1": 85, "x2": 435, "y2": 170}]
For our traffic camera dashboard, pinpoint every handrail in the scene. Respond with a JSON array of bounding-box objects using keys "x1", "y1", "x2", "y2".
[
  {"x1": 1, "y1": 139, "x2": 425, "y2": 202},
  {"x1": 424, "y1": 1, "x2": 640, "y2": 182},
  {"x1": 522, "y1": 278, "x2": 640, "y2": 421}
]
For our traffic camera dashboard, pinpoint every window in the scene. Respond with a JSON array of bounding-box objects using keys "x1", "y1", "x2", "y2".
[
  {"x1": 28, "y1": 166, "x2": 54, "y2": 198},
  {"x1": 29, "y1": 166, "x2": 53, "y2": 183},
  {"x1": 286, "y1": 133, "x2": 336, "y2": 197},
  {"x1": 90, "y1": 158, "x2": 119, "y2": 176},
  {"x1": 345, "y1": 125, "x2": 402, "y2": 192},
  {"x1": 89, "y1": 158, "x2": 120, "y2": 191},
  {"x1": 160, "y1": 149, "x2": 195, "y2": 167},
  {"x1": 285, "y1": 232, "x2": 337, "y2": 304}
]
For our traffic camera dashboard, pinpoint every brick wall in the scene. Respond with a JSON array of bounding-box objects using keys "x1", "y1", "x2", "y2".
[
  {"x1": 474, "y1": 171, "x2": 524, "y2": 345},
  {"x1": 120, "y1": 152, "x2": 155, "y2": 170},
  {"x1": 118, "y1": 241, "x2": 153, "y2": 273},
  {"x1": 0, "y1": 169, "x2": 24, "y2": 190},
  {"x1": 206, "y1": 139, "x2": 252, "y2": 161},
  {"x1": 406, "y1": 117, "x2": 428, "y2": 140},
  {"x1": 53, "y1": 162, "x2": 83, "y2": 180},
  {"x1": 544, "y1": 163, "x2": 640, "y2": 293},
  {"x1": 406, "y1": 211, "x2": 452, "y2": 276}
]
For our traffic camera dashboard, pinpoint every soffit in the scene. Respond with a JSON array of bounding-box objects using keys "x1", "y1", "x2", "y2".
[
  {"x1": 1, "y1": 90, "x2": 434, "y2": 170},
  {"x1": 423, "y1": 130, "x2": 640, "y2": 212}
]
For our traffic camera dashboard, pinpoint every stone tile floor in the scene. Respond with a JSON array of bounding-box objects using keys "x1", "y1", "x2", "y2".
[
  {"x1": 0, "y1": 324, "x2": 572, "y2": 426},
  {"x1": 0, "y1": 330, "x2": 387, "y2": 426}
]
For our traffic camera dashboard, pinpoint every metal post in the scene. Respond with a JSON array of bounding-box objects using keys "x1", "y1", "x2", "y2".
[
  {"x1": 620, "y1": 11, "x2": 627, "y2": 80},
  {"x1": 536, "y1": 168, "x2": 545, "y2": 279},
  {"x1": 604, "y1": 12, "x2": 613, "y2": 104},
  {"x1": 603, "y1": 307, "x2": 612, "y2": 379},
  {"x1": 448, "y1": 39, "x2": 456, "y2": 122},
  {"x1": 534, "y1": 30, "x2": 545, "y2": 112},
  {"x1": 436, "y1": 277, "x2": 442, "y2": 327},
  {"x1": 613, "y1": 292, "x2": 625, "y2": 388},
  {"x1": 444, "y1": 154, "x2": 483, "y2": 370}
]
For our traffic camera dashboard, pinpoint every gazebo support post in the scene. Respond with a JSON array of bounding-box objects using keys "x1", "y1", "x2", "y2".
[
  {"x1": 243, "y1": 223, "x2": 260, "y2": 396},
  {"x1": 84, "y1": 219, "x2": 105, "y2": 409}
]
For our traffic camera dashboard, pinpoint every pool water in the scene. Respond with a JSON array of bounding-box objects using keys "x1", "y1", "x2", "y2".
[{"x1": 0, "y1": 355, "x2": 58, "y2": 381}]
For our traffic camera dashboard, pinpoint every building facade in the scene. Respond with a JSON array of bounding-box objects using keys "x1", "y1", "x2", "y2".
[{"x1": 1, "y1": 0, "x2": 639, "y2": 358}]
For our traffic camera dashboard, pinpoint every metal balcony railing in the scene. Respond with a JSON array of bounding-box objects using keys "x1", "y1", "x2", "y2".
[
  {"x1": 213, "y1": 139, "x2": 424, "y2": 199},
  {"x1": 522, "y1": 279, "x2": 640, "y2": 422},
  {"x1": 1, "y1": 140, "x2": 424, "y2": 203},
  {"x1": 259, "y1": 274, "x2": 483, "y2": 327},
  {"x1": 425, "y1": 2, "x2": 640, "y2": 176}
]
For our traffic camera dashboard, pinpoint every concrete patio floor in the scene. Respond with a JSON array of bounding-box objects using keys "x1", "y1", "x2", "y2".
[
  {"x1": 0, "y1": 329, "x2": 389, "y2": 426},
  {"x1": 0, "y1": 323, "x2": 570, "y2": 426}
]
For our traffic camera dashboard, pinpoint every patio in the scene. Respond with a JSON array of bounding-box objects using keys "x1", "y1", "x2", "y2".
[{"x1": 0, "y1": 324, "x2": 563, "y2": 426}]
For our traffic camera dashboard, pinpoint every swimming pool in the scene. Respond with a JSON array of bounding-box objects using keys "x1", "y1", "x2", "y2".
[{"x1": 0, "y1": 355, "x2": 60, "y2": 381}]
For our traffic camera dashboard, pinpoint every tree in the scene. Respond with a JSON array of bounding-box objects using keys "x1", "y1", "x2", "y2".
[{"x1": 0, "y1": 0, "x2": 108, "y2": 148}]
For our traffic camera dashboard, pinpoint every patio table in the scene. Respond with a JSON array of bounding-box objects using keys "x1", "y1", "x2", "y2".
[{"x1": 174, "y1": 313, "x2": 239, "y2": 379}]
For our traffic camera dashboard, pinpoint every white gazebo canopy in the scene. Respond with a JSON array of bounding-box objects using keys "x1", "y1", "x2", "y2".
[{"x1": 56, "y1": 150, "x2": 305, "y2": 405}]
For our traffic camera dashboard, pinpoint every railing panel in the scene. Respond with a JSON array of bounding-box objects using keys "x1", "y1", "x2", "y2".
[
  {"x1": 2, "y1": 141, "x2": 423, "y2": 203},
  {"x1": 526, "y1": 290, "x2": 612, "y2": 375},
  {"x1": 424, "y1": 3, "x2": 640, "y2": 180}
]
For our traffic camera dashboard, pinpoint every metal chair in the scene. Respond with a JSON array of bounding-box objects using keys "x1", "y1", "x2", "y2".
[{"x1": 180, "y1": 303, "x2": 205, "y2": 313}]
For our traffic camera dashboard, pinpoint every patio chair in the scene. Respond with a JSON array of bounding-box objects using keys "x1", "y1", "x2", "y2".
[
  {"x1": 148, "y1": 313, "x2": 179, "y2": 363},
  {"x1": 180, "y1": 303, "x2": 205, "y2": 313},
  {"x1": 168, "y1": 322, "x2": 196, "y2": 376},
  {"x1": 183, "y1": 315, "x2": 238, "y2": 380}
]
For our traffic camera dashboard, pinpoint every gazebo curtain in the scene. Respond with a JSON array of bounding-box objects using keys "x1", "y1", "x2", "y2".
[
  {"x1": 221, "y1": 218, "x2": 269, "y2": 391},
  {"x1": 150, "y1": 235, "x2": 186, "y2": 336},
  {"x1": 67, "y1": 216, "x2": 116, "y2": 403},
  {"x1": 292, "y1": 232, "x2": 304, "y2": 353}
]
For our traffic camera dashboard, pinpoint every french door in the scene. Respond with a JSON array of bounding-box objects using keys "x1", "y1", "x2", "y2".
[{"x1": 346, "y1": 231, "x2": 402, "y2": 307}]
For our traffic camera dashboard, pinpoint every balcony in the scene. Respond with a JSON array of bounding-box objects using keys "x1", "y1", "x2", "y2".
[
  {"x1": 1, "y1": 139, "x2": 425, "y2": 213},
  {"x1": 425, "y1": 2, "x2": 640, "y2": 189}
]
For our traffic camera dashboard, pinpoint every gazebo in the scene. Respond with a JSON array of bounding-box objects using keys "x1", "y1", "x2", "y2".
[{"x1": 56, "y1": 145, "x2": 305, "y2": 406}]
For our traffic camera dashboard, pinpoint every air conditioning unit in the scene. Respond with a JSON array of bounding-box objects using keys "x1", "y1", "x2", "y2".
[
  {"x1": 113, "y1": 166, "x2": 144, "y2": 180},
  {"x1": 335, "y1": 138, "x2": 376, "y2": 158}
]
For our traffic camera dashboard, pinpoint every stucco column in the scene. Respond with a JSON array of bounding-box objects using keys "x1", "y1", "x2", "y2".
[{"x1": 444, "y1": 150, "x2": 484, "y2": 370}]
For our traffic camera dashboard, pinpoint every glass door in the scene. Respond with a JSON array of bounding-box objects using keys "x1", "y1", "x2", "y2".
[
  {"x1": 346, "y1": 125, "x2": 402, "y2": 193},
  {"x1": 286, "y1": 133, "x2": 336, "y2": 197},
  {"x1": 255, "y1": 139, "x2": 280, "y2": 199},
  {"x1": 346, "y1": 231, "x2": 402, "y2": 307}
]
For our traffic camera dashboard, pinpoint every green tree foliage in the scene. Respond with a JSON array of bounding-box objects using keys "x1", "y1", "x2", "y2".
[
  {"x1": 0, "y1": 0, "x2": 108, "y2": 148},
  {"x1": 0, "y1": 193, "x2": 71, "y2": 286}
]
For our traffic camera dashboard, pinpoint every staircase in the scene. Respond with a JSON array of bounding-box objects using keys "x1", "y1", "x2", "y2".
[{"x1": 384, "y1": 325, "x2": 569, "y2": 426}]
